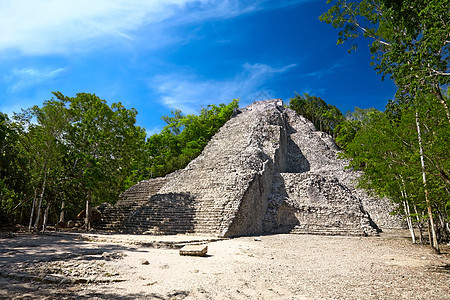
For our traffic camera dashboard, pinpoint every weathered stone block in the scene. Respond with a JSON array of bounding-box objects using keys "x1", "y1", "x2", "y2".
[{"x1": 179, "y1": 244, "x2": 208, "y2": 257}]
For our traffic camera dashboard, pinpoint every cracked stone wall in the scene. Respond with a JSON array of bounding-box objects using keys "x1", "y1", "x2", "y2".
[{"x1": 97, "y1": 99, "x2": 402, "y2": 236}]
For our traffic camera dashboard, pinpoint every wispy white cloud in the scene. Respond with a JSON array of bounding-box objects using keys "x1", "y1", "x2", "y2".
[
  {"x1": 305, "y1": 62, "x2": 343, "y2": 79},
  {"x1": 6, "y1": 67, "x2": 66, "y2": 92},
  {"x1": 149, "y1": 62, "x2": 296, "y2": 113},
  {"x1": 0, "y1": 0, "x2": 310, "y2": 55},
  {"x1": 0, "y1": 0, "x2": 180, "y2": 55}
]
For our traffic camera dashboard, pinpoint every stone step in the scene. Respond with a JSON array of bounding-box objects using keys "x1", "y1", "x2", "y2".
[{"x1": 288, "y1": 226, "x2": 364, "y2": 236}]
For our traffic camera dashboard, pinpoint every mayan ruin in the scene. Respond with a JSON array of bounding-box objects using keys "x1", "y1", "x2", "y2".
[{"x1": 96, "y1": 99, "x2": 401, "y2": 237}]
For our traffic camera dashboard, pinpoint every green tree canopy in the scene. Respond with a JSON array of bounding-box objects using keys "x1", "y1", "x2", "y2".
[
  {"x1": 320, "y1": 0, "x2": 450, "y2": 120},
  {"x1": 0, "y1": 112, "x2": 28, "y2": 223},
  {"x1": 288, "y1": 93, "x2": 345, "y2": 137},
  {"x1": 342, "y1": 94, "x2": 449, "y2": 244},
  {"x1": 146, "y1": 100, "x2": 239, "y2": 178},
  {"x1": 0, "y1": 95, "x2": 239, "y2": 227}
]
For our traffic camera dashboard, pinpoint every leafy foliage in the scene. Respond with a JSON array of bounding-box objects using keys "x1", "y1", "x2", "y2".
[
  {"x1": 320, "y1": 0, "x2": 450, "y2": 119},
  {"x1": 288, "y1": 93, "x2": 345, "y2": 137},
  {"x1": 145, "y1": 100, "x2": 239, "y2": 178},
  {"x1": 342, "y1": 95, "x2": 449, "y2": 242},
  {"x1": 0, "y1": 113, "x2": 28, "y2": 223},
  {"x1": 0, "y1": 94, "x2": 238, "y2": 227},
  {"x1": 321, "y1": 0, "x2": 450, "y2": 247},
  {"x1": 333, "y1": 107, "x2": 380, "y2": 150}
]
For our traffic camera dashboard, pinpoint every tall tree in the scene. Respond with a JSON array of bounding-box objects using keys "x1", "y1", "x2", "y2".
[
  {"x1": 320, "y1": 0, "x2": 450, "y2": 120},
  {"x1": 342, "y1": 95, "x2": 449, "y2": 249},
  {"x1": 321, "y1": 0, "x2": 449, "y2": 251},
  {"x1": 2, "y1": 94, "x2": 239, "y2": 228},
  {"x1": 53, "y1": 92, "x2": 146, "y2": 230},
  {"x1": 0, "y1": 113, "x2": 28, "y2": 224},
  {"x1": 11, "y1": 100, "x2": 70, "y2": 231}
]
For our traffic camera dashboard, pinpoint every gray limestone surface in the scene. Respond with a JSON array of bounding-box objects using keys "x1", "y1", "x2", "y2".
[{"x1": 96, "y1": 99, "x2": 402, "y2": 237}]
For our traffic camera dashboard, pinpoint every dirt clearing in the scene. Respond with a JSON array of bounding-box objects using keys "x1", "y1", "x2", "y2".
[{"x1": 0, "y1": 230, "x2": 449, "y2": 299}]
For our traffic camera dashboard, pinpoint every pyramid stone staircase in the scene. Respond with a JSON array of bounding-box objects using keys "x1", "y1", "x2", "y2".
[
  {"x1": 96, "y1": 99, "x2": 402, "y2": 236},
  {"x1": 95, "y1": 176, "x2": 173, "y2": 231}
]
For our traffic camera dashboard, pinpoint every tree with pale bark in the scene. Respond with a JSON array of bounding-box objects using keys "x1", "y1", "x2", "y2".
[{"x1": 321, "y1": 0, "x2": 449, "y2": 252}]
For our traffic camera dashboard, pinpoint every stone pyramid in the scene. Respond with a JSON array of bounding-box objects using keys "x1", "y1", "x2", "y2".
[{"x1": 96, "y1": 99, "x2": 401, "y2": 237}]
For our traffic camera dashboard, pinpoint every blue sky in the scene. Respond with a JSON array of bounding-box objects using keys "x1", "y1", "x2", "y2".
[{"x1": 0, "y1": 0, "x2": 397, "y2": 134}]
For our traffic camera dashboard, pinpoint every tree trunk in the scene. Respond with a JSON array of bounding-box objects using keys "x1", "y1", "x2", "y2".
[
  {"x1": 28, "y1": 187, "x2": 37, "y2": 231},
  {"x1": 400, "y1": 178, "x2": 415, "y2": 243},
  {"x1": 42, "y1": 200, "x2": 51, "y2": 232},
  {"x1": 403, "y1": 200, "x2": 416, "y2": 244},
  {"x1": 33, "y1": 167, "x2": 48, "y2": 232},
  {"x1": 59, "y1": 200, "x2": 65, "y2": 223},
  {"x1": 415, "y1": 112, "x2": 439, "y2": 253},
  {"x1": 413, "y1": 203, "x2": 424, "y2": 244},
  {"x1": 85, "y1": 190, "x2": 91, "y2": 231},
  {"x1": 427, "y1": 220, "x2": 433, "y2": 248}
]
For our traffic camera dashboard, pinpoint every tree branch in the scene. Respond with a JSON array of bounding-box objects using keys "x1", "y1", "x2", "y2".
[
  {"x1": 342, "y1": 3, "x2": 391, "y2": 48},
  {"x1": 353, "y1": 19, "x2": 392, "y2": 47},
  {"x1": 430, "y1": 69, "x2": 450, "y2": 76}
]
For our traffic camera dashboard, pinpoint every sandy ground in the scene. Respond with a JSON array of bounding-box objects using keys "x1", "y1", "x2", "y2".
[{"x1": 0, "y1": 230, "x2": 449, "y2": 300}]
